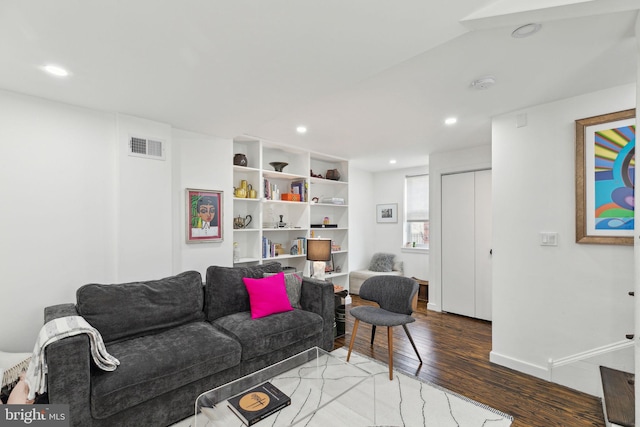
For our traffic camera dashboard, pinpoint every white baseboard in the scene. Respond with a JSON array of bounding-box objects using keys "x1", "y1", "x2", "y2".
[
  {"x1": 427, "y1": 302, "x2": 440, "y2": 312},
  {"x1": 489, "y1": 351, "x2": 550, "y2": 380},
  {"x1": 491, "y1": 341, "x2": 633, "y2": 398},
  {"x1": 549, "y1": 340, "x2": 633, "y2": 397}
]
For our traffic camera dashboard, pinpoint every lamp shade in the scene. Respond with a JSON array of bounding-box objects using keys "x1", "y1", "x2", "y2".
[{"x1": 307, "y1": 239, "x2": 331, "y2": 261}]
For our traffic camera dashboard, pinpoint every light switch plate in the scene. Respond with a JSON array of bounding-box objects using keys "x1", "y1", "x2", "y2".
[{"x1": 540, "y1": 232, "x2": 558, "y2": 246}]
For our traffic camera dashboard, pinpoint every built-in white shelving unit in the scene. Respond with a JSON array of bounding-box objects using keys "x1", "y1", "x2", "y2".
[{"x1": 232, "y1": 136, "x2": 349, "y2": 287}]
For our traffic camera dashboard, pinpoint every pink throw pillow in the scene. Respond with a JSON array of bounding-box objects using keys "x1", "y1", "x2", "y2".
[{"x1": 242, "y1": 272, "x2": 294, "y2": 319}]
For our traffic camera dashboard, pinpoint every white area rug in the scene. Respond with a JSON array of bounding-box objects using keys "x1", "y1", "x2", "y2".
[
  {"x1": 173, "y1": 347, "x2": 513, "y2": 427},
  {"x1": 330, "y1": 348, "x2": 513, "y2": 426}
]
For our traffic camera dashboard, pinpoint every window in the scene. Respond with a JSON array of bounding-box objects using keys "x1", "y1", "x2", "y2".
[{"x1": 404, "y1": 174, "x2": 429, "y2": 249}]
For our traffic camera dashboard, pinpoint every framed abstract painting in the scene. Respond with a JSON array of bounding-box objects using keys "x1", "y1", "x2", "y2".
[
  {"x1": 186, "y1": 188, "x2": 223, "y2": 243},
  {"x1": 575, "y1": 109, "x2": 635, "y2": 245}
]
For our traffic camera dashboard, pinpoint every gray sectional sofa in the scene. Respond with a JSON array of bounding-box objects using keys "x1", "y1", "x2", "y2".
[{"x1": 43, "y1": 263, "x2": 334, "y2": 426}]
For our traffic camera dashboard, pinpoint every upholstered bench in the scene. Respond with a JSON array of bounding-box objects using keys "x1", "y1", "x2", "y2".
[{"x1": 349, "y1": 253, "x2": 403, "y2": 295}]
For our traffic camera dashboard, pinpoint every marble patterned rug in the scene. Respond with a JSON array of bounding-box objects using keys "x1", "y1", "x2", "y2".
[
  {"x1": 173, "y1": 347, "x2": 513, "y2": 426},
  {"x1": 329, "y1": 348, "x2": 513, "y2": 426}
]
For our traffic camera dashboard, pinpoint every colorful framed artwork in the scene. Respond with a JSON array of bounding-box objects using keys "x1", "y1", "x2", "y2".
[
  {"x1": 186, "y1": 188, "x2": 223, "y2": 243},
  {"x1": 376, "y1": 203, "x2": 398, "y2": 223},
  {"x1": 575, "y1": 109, "x2": 635, "y2": 245}
]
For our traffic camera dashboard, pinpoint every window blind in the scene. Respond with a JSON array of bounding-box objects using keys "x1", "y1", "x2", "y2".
[{"x1": 406, "y1": 174, "x2": 429, "y2": 221}]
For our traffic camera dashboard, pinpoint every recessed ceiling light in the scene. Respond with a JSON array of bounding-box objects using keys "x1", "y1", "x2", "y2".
[
  {"x1": 389, "y1": 159, "x2": 397, "y2": 164},
  {"x1": 296, "y1": 126, "x2": 307, "y2": 134},
  {"x1": 43, "y1": 64, "x2": 70, "y2": 77},
  {"x1": 445, "y1": 117, "x2": 457, "y2": 125},
  {"x1": 511, "y1": 23, "x2": 542, "y2": 38}
]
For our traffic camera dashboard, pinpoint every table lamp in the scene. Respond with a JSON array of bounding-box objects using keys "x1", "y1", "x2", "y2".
[{"x1": 307, "y1": 239, "x2": 332, "y2": 280}]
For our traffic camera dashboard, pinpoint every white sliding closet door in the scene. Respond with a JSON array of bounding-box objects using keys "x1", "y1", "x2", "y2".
[
  {"x1": 441, "y1": 170, "x2": 492, "y2": 321},
  {"x1": 442, "y1": 172, "x2": 476, "y2": 318},
  {"x1": 474, "y1": 169, "x2": 492, "y2": 321}
]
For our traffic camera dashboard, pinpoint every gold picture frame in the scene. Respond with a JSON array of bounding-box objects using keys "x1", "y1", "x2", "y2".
[
  {"x1": 575, "y1": 109, "x2": 635, "y2": 245},
  {"x1": 186, "y1": 188, "x2": 223, "y2": 243}
]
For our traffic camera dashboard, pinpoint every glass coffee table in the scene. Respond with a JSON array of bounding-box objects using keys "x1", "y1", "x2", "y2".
[{"x1": 194, "y1": 347, "x2": 375, "y2": 426}]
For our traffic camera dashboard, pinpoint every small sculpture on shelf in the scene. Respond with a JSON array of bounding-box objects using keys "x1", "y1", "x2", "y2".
[
  {"x1": 310, "y1": 169, "x2": 324, "y2": 179},
  {"x1": 233, "y1": 153, "x2": 248, "y2": 166}
]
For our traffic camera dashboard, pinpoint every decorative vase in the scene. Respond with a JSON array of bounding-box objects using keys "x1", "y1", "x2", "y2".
[
  {"x1": 326, "y1": 169, "x2": 340, "y2": 180},
  {"x1": 269, "y1": 162, "x2": 288, "y2": 172},
  {"x1": 234, "y1": 153, "x2": 248, "y2": 166}
]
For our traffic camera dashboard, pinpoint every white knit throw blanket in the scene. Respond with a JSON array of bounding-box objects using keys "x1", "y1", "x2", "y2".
[{"x1": 25, "y1": 316, "x2": 120, "y2": 400}]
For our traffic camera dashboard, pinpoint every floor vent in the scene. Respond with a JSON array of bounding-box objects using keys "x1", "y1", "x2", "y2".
[{"x1": 128, "y1": 136, "x2": 165, "y2": 160}]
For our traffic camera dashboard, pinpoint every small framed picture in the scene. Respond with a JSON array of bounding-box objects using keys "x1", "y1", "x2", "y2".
[
  {"x1": 186, "y1": 188, "x2": 223, "y2": 243},
  {"x1": 325, "y1": 255, "x2": 335, "y2": 273},
  {"x1": 376, "y1": 203, "x2": 398, "y2": 223}
]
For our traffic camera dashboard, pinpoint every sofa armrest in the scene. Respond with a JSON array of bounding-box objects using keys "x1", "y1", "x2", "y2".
[
  {"x1": 299, "y1": 277, "x2": 334, "y2": 351},
  {"x1": 44, "y1": 304, "x2": 93, "y2": 427}
]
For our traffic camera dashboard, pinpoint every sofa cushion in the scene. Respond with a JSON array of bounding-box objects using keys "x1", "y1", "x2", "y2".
[
  {"x1": 76, "y1": 271, "x2": 205, "y2": 343},
  {"x1": 213, "y1": 310, "x2": 323, "y2": 361},
  {"x1": 369, "y1": 253, "x2": 396, "y2": 272},
  {"x1": 90, "y1": 321, "x2": 241, "y2": 419},
  {"x1": 243, "y1": 273, "x2": 293, "y2": 319},
  {"x1": 264, "y1": 271, "x2": 303, "y2": 309},
  {"x1": 204, "y1": 263, "x2": 282, "y2": 321}
]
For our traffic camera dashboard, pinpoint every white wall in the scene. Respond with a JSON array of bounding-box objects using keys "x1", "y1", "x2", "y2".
[
  {"x1": 371, "y1": 166, "x2": 429, "y2": 280},
  {"x1": 348, "y1": 166, "x2": 375, "y2": 277},
  {"x1": 491, "y1": 84, "x2": 636, "y2": 391},
  {"x1": 0, "y1": 91, "x2": 118, "y2": 351},
  {"x1": 428, "y1": 145, "x2": 492, "y2": 312},
  {"x1": 172, "y1": 129, "x2": 233, "y2": 279},
  {"x1": 116, "y1": 114, "x2": 173, "y2": 281},
  {"x1": 0, "y1": 91, "x2": 234, "y2": 352}
]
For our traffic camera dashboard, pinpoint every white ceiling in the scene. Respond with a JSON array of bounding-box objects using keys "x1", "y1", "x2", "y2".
[{"x1": 0, "y1": 0, "x2": 637, "y2": 171}]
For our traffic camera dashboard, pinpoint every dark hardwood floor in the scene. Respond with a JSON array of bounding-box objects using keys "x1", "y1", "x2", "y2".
[{"x1": 334, "y1": 296, "x2": 605, "y2": 427}]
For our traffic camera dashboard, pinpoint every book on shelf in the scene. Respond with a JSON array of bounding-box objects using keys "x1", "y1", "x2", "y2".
[
  {"x1": 290, "y1": 237, "x2": 306, "y2": 255},
  {"x1": 227, "y1": 381, "x2": 291, "y2": 426},
  {"x1": 290, "y1": 180, "x2": 306, "y2": 202},
  {"x1": 262, "y1": 237, "x2": 282, "y2": 258}
]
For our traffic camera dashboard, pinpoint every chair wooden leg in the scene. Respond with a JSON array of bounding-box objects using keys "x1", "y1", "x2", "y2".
[
  {"x1": 387, "y1": 327, "x2": 394, "y2": 380},
  {"x1": 370, "y1": 325, "x2": 376, "y2": 346},
  {"x1": 347, "y1": 319, "x2": 360, "y2": 362},
  {"x1": 402, "y1": 324, "x2": 423, "y2": 364}
]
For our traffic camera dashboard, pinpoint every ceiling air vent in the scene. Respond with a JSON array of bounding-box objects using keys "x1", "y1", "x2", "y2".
[{"x1": 128, "y1": 136, "x2": 165, "y2": 160}]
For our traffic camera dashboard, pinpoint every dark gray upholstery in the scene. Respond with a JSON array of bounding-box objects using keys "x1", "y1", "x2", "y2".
[
  {"x1": 356, "y1": 275, "x2": 418, "y2": 317},
  {"x1": 76, "y1": 271, "x2": 205, "y2": 343},
  {"x1": 213, "y1": 309, "x2": 323, "y2": 361},
  {"x1": 347, "y1": 275, "x2": 422, "y2": 379},
  {"x1": 204, "y1": 262, "x2": 281, "y2": 321},
  {"x1": 90, "y1": 322, "x2": 240, "y2": 419},
  {"x1": 44, "y1": 264, "x2": 335, "y2": 427},
  {"x1": 349, "y1": 306, "x2": 415, "y2": 327}
]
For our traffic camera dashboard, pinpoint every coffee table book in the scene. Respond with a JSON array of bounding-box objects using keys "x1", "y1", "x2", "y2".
[{"x1": 227, "y1": 381, "x2": 291, "y2": 426}]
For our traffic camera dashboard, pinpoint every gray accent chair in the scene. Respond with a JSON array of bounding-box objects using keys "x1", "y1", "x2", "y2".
[{"x1": 346, "y1": 275, "x2": 422, "y2": 380}]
